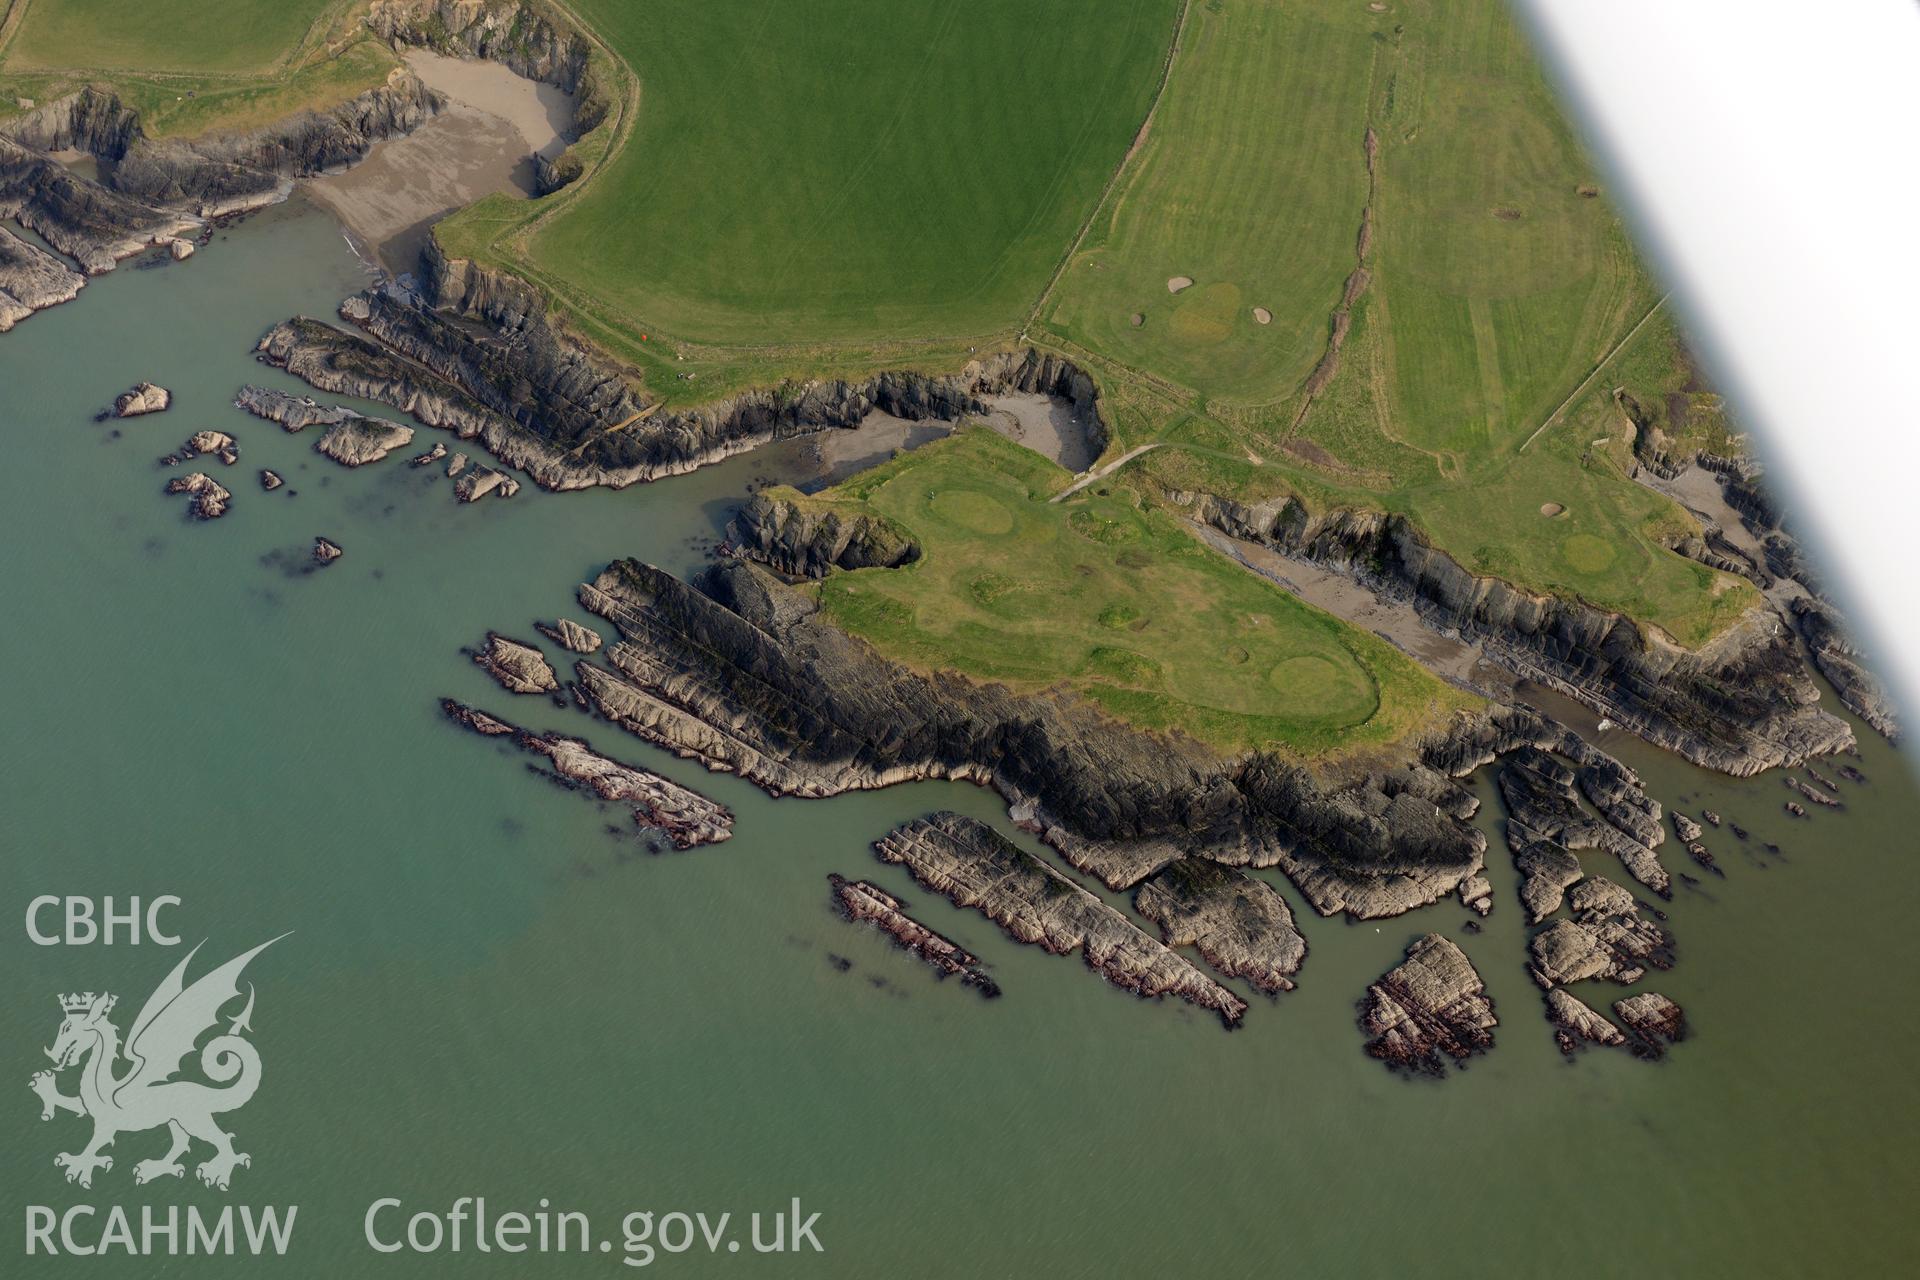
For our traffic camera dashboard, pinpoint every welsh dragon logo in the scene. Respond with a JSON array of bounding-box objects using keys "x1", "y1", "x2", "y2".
[{"x1": 29, "y1": 936, "x2": 284, "y2": 1191}]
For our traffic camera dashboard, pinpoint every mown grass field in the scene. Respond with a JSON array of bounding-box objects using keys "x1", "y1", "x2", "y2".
[
  {"x1": 799, "y1": 428, "x2": 1471, "y2": 756},
  {"x1": 515, "y1": 0, "x2": 1180, "y2": 345},
  {"x1": 4, "y1": 0, "x2": 340, "y2": 74}
]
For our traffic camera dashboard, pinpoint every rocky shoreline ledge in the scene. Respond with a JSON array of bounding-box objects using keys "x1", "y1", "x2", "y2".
[
  {"x1": 442, "y1": 698, "x2": 732, "y2": 848},
  {"x1": 874, "y1": 813, "x2": 1246, "y2": 1028},
  {"x1": 829, "y1": 874, "x2": 1000, "y2": 999}
]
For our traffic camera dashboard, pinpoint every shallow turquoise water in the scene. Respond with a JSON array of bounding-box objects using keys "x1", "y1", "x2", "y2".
[{"x1": 1, "y1": 201, "x2": 1915, "y2": 1276}]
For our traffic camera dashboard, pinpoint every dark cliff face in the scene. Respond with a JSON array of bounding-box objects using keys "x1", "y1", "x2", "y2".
[
  {"x1": 566, "y1": 556, "x2": 1511, "y2": 919},
  {"x1": 724, "y1": 493, "x2": 921, "y2": 578},
  {"x1": 3, "y1": 73, "x2": 442, "y2": 218},
  {"x1": 1173, "y1": 490, "x2": 1853, "y2": 776}
]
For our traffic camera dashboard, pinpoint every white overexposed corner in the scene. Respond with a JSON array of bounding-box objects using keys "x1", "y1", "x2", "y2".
[{"x1": 1512, "y1": 1, "x2": 1920, "y2": 703}]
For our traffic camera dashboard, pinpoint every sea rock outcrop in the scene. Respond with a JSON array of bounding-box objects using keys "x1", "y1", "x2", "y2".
[
  {"x1": 1498, "y1": 745, "x2": 1670, "y2": 917},
  {"x1": 164, "y1": 472, "x2": 230, "y2": 519},
  {"x1": 260, "y1": 469, "x2": 284, "y2": 491},
  {"x1": 828, "y1": 874, "x2": 999, "y2": 997},
  {"x1": 726, "y1": 492, "x2": 920, "y2": 577},
  {"x1": 113, "y1": 382, "x2": 171, "y2": 417},
  {"x1": 873, "y1": 813, "x2": 1245, "y2": 1027},
  {"x1": 0, "y1": 225, "x2": 84, "y2": 331},
  {"x1": 315, "y1": 416, "x2": 414, "y2": 467},
  {"x1": 536, "y1": 618, "x2": 602, "y2": 654},
  {"x1": 1526, "y1": 877, "x2": 1673, "y2": 989},
  {"x1": 1358, "y1": 933, "x2": 1496, "y2": 1074},
  {"x1": 453, "y1": 463, "x2": 519, "y2": 501},
  {"x1": 313, "y1": 537, "x2": 343, "y2": 563},
  {"x1": 1545, "y1": 988, "x2": 1625, "y2": 1056},
  {"x1": 1174, "y1": 491, "x2": 1854, "y2": 776},
  {"x1": 442, "y1": 699, "x2": 731, "y2": 848},
  {"x1": 471, "y1": 633, "x2": 559, "y2": 695},
  {"x1": 1133, "y1": 859, "x2": 1306, "y2": 994},
  {"x1": 1613, "y1": 992, "x2": 1687, "y2": 1059}
]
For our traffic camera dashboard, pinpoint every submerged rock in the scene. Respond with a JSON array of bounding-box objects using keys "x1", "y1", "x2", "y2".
[
  {"x1": 113, "y1": 381, "x2": 170, "y2": 417},
  {"x1": 471, "y1": 632, "x2": 558, "y2": 695},
  {"x1": 442, "y1": 698, "x2": 732, "y2": 848},
  {"x1": 164, "y1": 472, "x2": 229, "y2": 519},
  {"x1": 1358, "y1": 933, "x2": 1497, "y2": 1075},
  {"x1": 829, "y1": 874, "x2": 998, "y2": 997},
  {"x1": 874, "y1": 813, "x2": 1246, "y2": 1028},
  {"x1": 1133, "y1": 859, "x2": 1306, "y2": 994}
]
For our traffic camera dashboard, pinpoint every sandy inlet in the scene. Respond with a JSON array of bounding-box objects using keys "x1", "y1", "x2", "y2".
[{"x1": 305, "y1": 51, "x2": 572, "y2": 276}]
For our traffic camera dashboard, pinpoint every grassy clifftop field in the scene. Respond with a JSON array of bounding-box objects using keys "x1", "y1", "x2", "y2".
[
  {"x1": 790, "y1": 428, "x2": 1471, "y2": 756},
  {"x1": 0, "y1": 0, "x2": 1760, "y2": 742}
]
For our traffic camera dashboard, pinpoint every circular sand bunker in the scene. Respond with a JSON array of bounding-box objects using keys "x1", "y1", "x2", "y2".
[
  {"x1": 1167, "y1": 276, "x2": 1194, "y2": 294},
  {"x1": 1540, "y1": 502, "x2": 1565, "y2": 517},
  {"x1": 1130, "y1": 313, "x2": 1145, "y2": 327},
  {"x1": 1252, "y1": 307, "x2": 1272, "y2": 325}
]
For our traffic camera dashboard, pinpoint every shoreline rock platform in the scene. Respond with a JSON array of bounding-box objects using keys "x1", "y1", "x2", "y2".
[{"x1": 829, "y1": 874, "x2": 999, "y2": 998}]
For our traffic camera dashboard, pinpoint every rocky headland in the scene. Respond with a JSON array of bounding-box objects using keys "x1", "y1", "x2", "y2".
[{"x1": 1132, "y1": 859, "x2": 1305, "y2": 995}]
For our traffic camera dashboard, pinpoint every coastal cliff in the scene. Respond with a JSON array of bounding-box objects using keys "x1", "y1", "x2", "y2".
[
  {"x1": 558, "y1": 555, "x2": 1543, "y2": 921},
  {"x1": 1170, "y1": 490, "x2": 1852, "y2": 776},
  {"x1": 724, "y1": 493, "x2": 920, "y2": 577}
]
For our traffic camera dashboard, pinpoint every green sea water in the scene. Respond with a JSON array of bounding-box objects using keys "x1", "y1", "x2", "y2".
[{"x1": 1, "y1": 201, "x2": 1915, "y2": 1276}]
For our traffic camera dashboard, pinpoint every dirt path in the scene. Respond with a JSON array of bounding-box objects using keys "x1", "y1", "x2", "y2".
[
  {"x1": 1048, "y1": 442, "x2": 1166, "y2": 502},
  {"x1": 1518, "y1": 291, "x2": 1671, "y2": 453}
]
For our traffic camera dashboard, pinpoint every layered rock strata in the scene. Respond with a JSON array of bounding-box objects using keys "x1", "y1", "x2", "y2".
[
  {"x1": 1545, "y1": 989, "x2": 1626, "y2": 1056},
  {"x1": 1613, "y1": 992, "x2": 1687, "y2": 1059},
  {"x1": 471, "y1": 633, "x2": 559, "y2": 695},
  {"x1": 0, "y1": 226, "x2": 84, "y2": 331},
  {"x1": 1358, "y1": 934, "x2": 1496, "y2": 1074},
  {"x1": 442, "y1": 699, "x2": 731, "y2": 848},
  {"x1": 1525, "y1": 877, "x2": 1674, "y2": 989},
  {"x1": 1133, "y1": 859, "x2": 1305, "y2": 994},
  {"x1": 828, "y1": 874, "x2": 999, "y2": 998},
  {"x1": 537, "y1": 618, "x2": 602, "y2": 654},
  {"x1": 1498, "y1": 745, "x2": 1670, "y2": 917},
  {"x1": 726, "y1": 492, "x2": 919, "y2": 578},
  {"x1": 873, "y1": 813, "x2": 1245, "y2": 1027}
]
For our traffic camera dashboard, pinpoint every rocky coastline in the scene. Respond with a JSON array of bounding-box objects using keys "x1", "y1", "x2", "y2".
[{"x1": 873, "y1": 813, "x2": 1246, "y2": 1027}]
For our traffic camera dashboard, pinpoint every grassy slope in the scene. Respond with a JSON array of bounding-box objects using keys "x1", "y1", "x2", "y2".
[
  {"x1": 516, "y1": 0, "x2": 1180, "y2": 345},
  {"x1": 802, "y1": 428, "x2": 1472, "y2": 757},
  {"x1": 5, "y1": 0, "x2": 337, "y2": 73},
  {"x1": 1036, "y1": 0, "x2": 1754, "y2": 645},
  {"x1": 0, "y1": 0, "x2": 391, "y2": 139}
]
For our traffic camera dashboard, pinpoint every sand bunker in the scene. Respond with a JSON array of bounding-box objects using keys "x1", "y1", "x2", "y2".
[
  {"x1": 1540, "y1": 503, "x2": 1565, "y2": 517},
  {"x1": 1167, "y1": 276, "x2": 1194, "y2": 294},
  {"x1": 305, "y1": 51, "x2": 573, "y2": 275},
  {"x1": 1130, "y1": 313, "x2": 1145, "y2": 327},
  {"x1": 1252, "y1": 307, "x2": 1272, "y2": 325}
]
